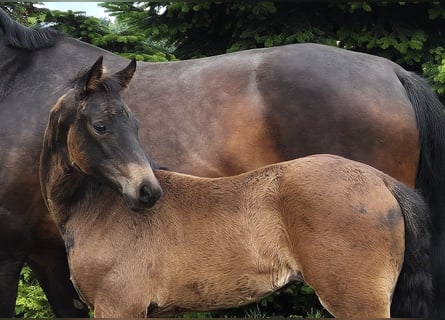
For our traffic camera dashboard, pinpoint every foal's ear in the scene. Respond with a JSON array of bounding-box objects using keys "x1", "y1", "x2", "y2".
[
  {"x1": 84, "y1": 56, "x2": 104, "y2": 92},
  {"x1": 114, "y1": 59, "x2": 136, "y2": 90}
]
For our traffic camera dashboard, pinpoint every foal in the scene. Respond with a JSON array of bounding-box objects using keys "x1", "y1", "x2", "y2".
[{"x1": 40, "y1": 58, "x2": 432, "y2": 318}]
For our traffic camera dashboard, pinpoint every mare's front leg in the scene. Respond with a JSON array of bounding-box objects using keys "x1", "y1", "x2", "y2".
[
  {"x1": 0, "y1": 252, "x2": 25, "y2": 316},
  {"x1": 27, "y1": 252, "x2": 90, "y2": 317},
  {"x1": 0, "y1": 211, "x2": 28, "y2": 316}
]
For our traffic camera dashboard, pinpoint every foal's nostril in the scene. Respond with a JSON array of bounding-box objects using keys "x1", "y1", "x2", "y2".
[
  {"x1": 139, "y1": 185, "x2": 152, "y2": 203},
  {"x1": 138, "y1": 184, "x2": 162, "y2": 208}
]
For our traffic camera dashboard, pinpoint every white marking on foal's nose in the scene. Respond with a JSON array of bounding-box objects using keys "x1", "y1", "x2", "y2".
[{"x1": 125, "y1": 162, "x2": 158, "y2": 183}]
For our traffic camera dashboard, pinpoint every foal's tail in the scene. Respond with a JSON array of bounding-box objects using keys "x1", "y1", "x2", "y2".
[
  {"x1": 385, "y1": 180, "x2": 432, "y2": 318},
  {"x1": 396, "y1": 70, "x2": 445, "y2": 319}
]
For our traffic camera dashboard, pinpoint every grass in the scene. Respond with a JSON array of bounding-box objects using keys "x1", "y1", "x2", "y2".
[{"x1": 17, "y1": 266, "x2": 325, "y2": 318}]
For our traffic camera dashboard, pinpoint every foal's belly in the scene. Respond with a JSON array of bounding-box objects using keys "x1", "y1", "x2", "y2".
[
  {"x1": 147, "y1": 272, "x2": 300, "y2": 317},
  {"x1": 149, "y1": 263, "x2": 301, "y2": 316}
]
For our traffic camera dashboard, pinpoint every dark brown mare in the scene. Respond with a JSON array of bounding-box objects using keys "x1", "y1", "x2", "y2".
[
  {"x1": 40, "y1": 57, "x2": 432, "y2": 318},
  {"x1": 0, "y1": 8, "x2": 444, "y2": 318}
]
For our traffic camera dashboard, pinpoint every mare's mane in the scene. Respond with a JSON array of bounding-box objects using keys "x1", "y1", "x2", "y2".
[{"x1": 0, "y1": 8, "x2": 60, "y2": 50}]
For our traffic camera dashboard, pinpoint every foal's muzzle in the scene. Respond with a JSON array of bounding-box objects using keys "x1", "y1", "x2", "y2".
[
  {"x1": 122, "y1": 181, "x2": 162, "y2": 212},
  {"x1": 123, "y1": 179, "x2": 163, "y2": 212}
]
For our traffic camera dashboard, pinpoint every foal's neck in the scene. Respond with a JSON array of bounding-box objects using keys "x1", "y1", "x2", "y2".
[{"x1": 40, "y1": 120, "x2": 93, "y2": 227}]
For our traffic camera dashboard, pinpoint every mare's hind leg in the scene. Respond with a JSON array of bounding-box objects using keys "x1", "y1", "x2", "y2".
[
  {"x1": 27, "y1": 244, "x2": 90, "y2": 317},
  {"x1": 430, "y1": 234, "x2": 445, "y2": 318}
]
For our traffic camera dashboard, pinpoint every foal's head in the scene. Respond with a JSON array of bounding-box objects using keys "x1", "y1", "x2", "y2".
[{"x1": 51, "y1": 56, "x2": 162, "y2": 210}]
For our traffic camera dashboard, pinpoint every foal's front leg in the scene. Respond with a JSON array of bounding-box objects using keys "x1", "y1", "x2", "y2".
[{"x1": 93, "y1": 292, "x2": 149, "y2": 318}]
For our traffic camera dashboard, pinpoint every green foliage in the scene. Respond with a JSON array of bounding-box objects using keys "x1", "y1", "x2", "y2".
[
  {"x1": 15, "y1": 265, "x2": 53, "y2": 318},
  {"x1": 120, "y1": 52, "x2": 174, "y2": 62},
  {"x1": 44, "y1": 10, "x2": 109, "y2": 44},
  {"x1": 0, "y1": 2, "x2": 48, "y2": 25},
  {"x1": 27, "y1": 5, "x2": 176, "y2": 62},
  {"x1": 196, "y1": 283, "x2": 325, "y2": 318},
  {"x1": 102, "y1": 1, "x2": 445, "y2": 100},
  {"x1": 179, "y1": 284, "x2": 324, "y2": 318}
]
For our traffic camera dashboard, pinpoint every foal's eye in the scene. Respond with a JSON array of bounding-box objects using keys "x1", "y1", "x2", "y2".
[{"x1": 93, "y1": 123, "x2": 107, "y2": 133}]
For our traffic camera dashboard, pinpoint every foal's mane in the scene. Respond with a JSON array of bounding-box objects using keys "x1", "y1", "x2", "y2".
[
  {"x1": 0, "y1": 8, "x2": 60, "y2": 50},
  {"x1": 71, "y1": 66, "x2": 126, "y2": 94}
]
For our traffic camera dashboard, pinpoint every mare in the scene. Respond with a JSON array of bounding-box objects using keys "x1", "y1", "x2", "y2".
[
  {"x1": 39, "y1": 57, "x2": 432, "y2": 318},
  {"x1": 0, "y1": 8, "x2": 444, "y2": 317}
]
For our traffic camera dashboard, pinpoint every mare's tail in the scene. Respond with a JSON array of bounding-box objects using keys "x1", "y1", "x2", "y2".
[
  {"x1": 386, "y1": 180, "x2": 432, "y2": 317},
  {"x1": 396, "y1": 70, "x2": 445, "y2": 319}
]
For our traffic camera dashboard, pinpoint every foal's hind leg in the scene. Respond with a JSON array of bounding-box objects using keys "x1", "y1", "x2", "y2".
[
  {"x1": 303, "y1": 261, "x2": 397, "y2": 318},
  {"x1": 315, "y1": 285, "x2": 391, "y2": 318}
]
